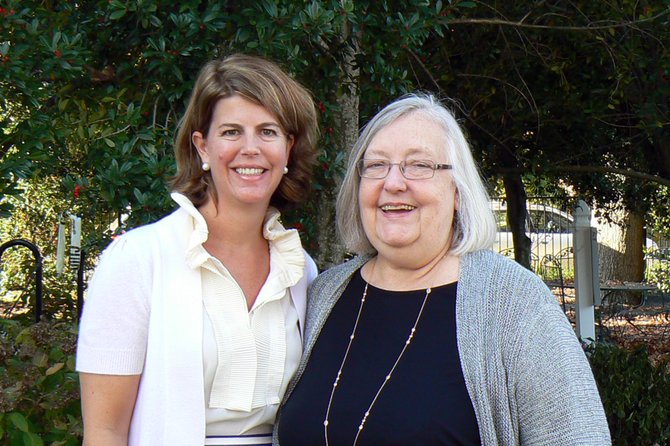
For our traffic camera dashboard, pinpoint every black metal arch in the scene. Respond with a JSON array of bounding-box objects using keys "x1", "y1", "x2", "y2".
[{"x1": 0, "y1": 239, "x2": 43, "y2": 322}]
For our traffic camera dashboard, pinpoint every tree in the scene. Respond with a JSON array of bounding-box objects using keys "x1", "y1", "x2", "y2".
[
  {"x1": 1, "y1": 1, "x2": 233, "y2": 314},
  {"x1": 2, "y1": 0, "x2": 669, "y2": 300},
  {"x1": 1, "y1": 0, "x2": 462, "y2": 270},
  {"x1": 406, "y1": 1, "x2": 670, "y2": 272}
]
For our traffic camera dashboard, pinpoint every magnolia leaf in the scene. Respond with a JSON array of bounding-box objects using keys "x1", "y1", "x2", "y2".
[
  {"x1": 33, "y1": 352, "x2": 48, "y2": 368},
  {"x1": 46, "y1": 362, "x2": 65, "y2": 376},
  {"x1": 8, "y1": 412, "x2": 29, "y2": 432},
  {"x1": 110, "y1": 9, "x2": 126, "y2": 20},
  {"x1": 23, "y1": 431, "x2": 44, "y2": 446}
]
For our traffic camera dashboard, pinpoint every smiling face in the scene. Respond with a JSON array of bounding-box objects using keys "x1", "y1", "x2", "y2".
[
  {"x1": 358, "y1": 112, "x2": 458, "y2": 265},
  {"x1": 192, "y1": 95, "x2": 293, "y2": 211}
]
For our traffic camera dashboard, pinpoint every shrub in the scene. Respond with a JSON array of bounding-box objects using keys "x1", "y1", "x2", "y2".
[
  {"x1": 0, "y1": 319, "x2": 82, "y2": 445},
  {"x1": 645, "y1": 249, "x2": 670, "y2": 294},
  {"x1": 587, "y1": 343, "x2": 670, "y2": 446},
  {"x1": 0, "y1": 320, "x2": 668, "y2": 446}
]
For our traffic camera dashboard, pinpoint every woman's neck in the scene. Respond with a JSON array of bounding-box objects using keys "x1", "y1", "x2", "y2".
[
  {"x1": 198, "y1": 198, "x2": 268, "y2": 251},
  {"x1": 362, "y1": 252, "x2": 460, "y2": 291}
]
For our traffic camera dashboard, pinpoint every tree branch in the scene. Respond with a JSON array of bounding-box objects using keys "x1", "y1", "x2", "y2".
[
  {"x1": 405, "y1": 48, "x2": 517, "y2": 159},
  {"x1": 496, "y1": 165, "x2": 670, "y2": 188},
  {"x1": 446, "y1": 11, "x2": 670, "y2": 31}
]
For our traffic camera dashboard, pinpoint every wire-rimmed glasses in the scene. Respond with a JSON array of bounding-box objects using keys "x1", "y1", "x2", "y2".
[{"x1": 357, "y1": 159, "x2": 452, "y2": 180}]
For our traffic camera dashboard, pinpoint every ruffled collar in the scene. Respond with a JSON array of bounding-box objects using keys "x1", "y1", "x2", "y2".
[{"x1": 171, "y1": 192, "x2": 305, "y2": 288}]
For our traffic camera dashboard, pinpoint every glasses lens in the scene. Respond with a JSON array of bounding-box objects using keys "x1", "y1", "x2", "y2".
[
  {"x1": 358, "y1": 160, "x2": 443, "y2": 179},
  {"x1": 403, "y1": 160, "x2": 435, "y2": 179},
  {"x1": 358, "y1": 160, "x2": 389, "y2": 178}
]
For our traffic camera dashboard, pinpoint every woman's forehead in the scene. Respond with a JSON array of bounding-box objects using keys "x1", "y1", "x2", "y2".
[
  {"x1": 366, "y1": 130, "x2": 448, "y2": 161},
  {"x1": 364, "y1": 145, "x2": 434, "y2": 158}
]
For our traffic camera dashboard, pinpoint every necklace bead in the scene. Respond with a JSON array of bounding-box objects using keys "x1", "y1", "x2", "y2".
[{"x1": 323, "y1": 283, "x2": 431, "y2": 446}]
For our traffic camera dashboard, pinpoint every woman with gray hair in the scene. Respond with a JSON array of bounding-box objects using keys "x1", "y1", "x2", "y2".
[{"x1": 276, "y1": 94, "x2": 610, "y2": 445}]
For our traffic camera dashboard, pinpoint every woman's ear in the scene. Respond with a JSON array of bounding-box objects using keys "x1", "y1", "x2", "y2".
[
  {"x1": 192, "y1": 131, "x2": 208, "y2": 163},
  {"x1": 286, "y1": 134, "x2": 295, "y2": 154}
]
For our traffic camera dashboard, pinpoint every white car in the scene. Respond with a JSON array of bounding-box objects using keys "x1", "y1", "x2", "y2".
[
  {"x1": 491, "y1": 200, "x2": 658, "y2": 275},
  {"x1": 491, "y1": 201, "x2": 574, "y2": 272}
]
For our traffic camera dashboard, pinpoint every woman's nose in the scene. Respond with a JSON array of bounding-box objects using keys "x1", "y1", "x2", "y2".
[
  {"x1": 383, "y1": 164, "x2": 408, "y2": 191},
  {"x1": 240, "y1": 134, "x2": 261, "y2": 155}
]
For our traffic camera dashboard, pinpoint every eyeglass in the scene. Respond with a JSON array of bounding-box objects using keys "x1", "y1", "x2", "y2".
[{"x1": 357, "y1": 159, "x2": 453, "y2": 180}]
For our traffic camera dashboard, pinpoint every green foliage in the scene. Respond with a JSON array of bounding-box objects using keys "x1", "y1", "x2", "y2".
[
  {"x1": 1, "y1": 179, "x2": 92, "y2": 322},
  {"x1": 645, "y1": 250, "x2": 670, "y2": 294},
  {"x1": 648, "y1": 186, "x2": 670, "y2": 239},
  {"x1": 2, "y1": 2, "x2": 669, "y2": 444},
  {"x1": 2, "y1": 0, "x2": 667, "y2": 268},
  {"x1": 587, "y1": 343, "x2": 670, "y2": 446},
  {"x1": 0, "y1": 319, "x2": 82, "y2": 445},
  {"x1": 1, "y1": 0, "x2": 222, "y2": 238},
  {"x1": 1, "y1": 0, "x2": 465, "y2": 266},
  {"x1": 420, "y1": 1, "x2": 670, "y2": 216},
  {"x1": 537, "y1": 263, "x2": 575, "y2": 284}
]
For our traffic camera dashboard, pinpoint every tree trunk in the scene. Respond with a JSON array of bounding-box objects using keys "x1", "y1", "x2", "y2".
[
  {"x1": 503, "y1": 173, "x2": 532, "y2": 270},
  {"x1": 315, "y1": 19, "x2": 360, "y2": 269},
  {"x1": 596, "y1": 206, "x2": 645, "y2": 282},
  {"x1": 315, "y1": 188, "x2": 343, "y2": 268},
  {"x1": 650, "y1": 128, "x2": 670, "y2": 181}
]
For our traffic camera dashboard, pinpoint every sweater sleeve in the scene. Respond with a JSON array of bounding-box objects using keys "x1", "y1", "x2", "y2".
[
  {"x1": 76, "y1": 233, "x2": 152, "y2": 375},
  {"x1": 510, "y1": 277, "x2": 611, "y2": 446}
]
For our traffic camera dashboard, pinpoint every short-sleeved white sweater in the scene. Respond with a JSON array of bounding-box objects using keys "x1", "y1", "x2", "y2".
[{"x1": 77, "y1": 193, "x2": 316, "y2": 446}]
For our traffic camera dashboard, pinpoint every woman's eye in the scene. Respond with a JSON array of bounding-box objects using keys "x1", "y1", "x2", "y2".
[
  {"x1": 410, "y1": 161, "x2": 432, "y2": 169},
  {"x1": 261, "y1": 128, "x2": 279, "y2": 137},
  {"x1": 367, "y1": 161, "x2": 388, "y2": 169},
  {"x1": 221, "y1": 129, "x2": 239, "y2": 137}
]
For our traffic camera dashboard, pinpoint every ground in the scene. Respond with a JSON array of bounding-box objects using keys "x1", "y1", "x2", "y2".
[{"x1": 553, "y1": 286, "x2": 670, "y2": 368}]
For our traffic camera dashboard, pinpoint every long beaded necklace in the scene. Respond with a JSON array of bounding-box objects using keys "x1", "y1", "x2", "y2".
[{"x1": 323, "y1": 282, "x2": 432, "y2": 446}]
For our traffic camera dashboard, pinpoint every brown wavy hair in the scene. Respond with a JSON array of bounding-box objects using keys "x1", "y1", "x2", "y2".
[{"x1": 170, "y1": 53, "x2": 318, "y2": 210}]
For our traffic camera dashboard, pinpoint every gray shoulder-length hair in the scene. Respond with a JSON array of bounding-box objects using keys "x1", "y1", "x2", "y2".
[{"x1": 336, "y1": 93, "x2": 497, "y2": 256}]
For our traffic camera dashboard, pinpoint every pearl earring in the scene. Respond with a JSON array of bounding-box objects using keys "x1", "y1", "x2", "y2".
[
  {"x1": 283, "y1": 166, "x2": 289, "y2": 175},
  {"x1": 202, "y1": 162, "x2": 210, "y2": 172}
]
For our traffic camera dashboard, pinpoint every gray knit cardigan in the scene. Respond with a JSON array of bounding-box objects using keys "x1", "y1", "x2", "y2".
[{"x1": 274, "y1": 249, "x2": 611, "y2": 445}]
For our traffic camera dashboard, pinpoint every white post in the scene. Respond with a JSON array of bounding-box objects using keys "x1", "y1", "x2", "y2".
[
  {"x1": 69, "y1": 215, "x2": 82, "y2": 270},
  {"x1": 573, "y1": 200, "x2": 599, "y2": 342},
  {"x1": 56, "y1": 213, "x2": 67, "y2": 276}
]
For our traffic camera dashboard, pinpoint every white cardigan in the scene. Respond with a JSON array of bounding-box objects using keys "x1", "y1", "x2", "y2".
[{"x1": 77, "y1": 194, "x2": 317, "y2": 446}]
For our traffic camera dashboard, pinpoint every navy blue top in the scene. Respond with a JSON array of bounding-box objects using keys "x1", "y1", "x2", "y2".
[{"x1": 278, "y1": 270, "x2": 481, "y2": 445}]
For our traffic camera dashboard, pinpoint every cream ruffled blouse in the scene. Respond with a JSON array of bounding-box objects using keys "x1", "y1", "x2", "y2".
[{"x1": 174, "y1": 193, "x2": 305, "y2": 435}]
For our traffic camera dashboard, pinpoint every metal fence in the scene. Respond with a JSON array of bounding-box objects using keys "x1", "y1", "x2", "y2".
[
  {"x1": 491, "y1": 197, "x2": 669, "y2": 283},
  {"x1": 491, "y1": 197, "x2": 575, "y2": 280},
  {"x1": 1, "y1": 238, "x2": 86, "y2": 323},
  {"x1": 645, "y1": 228, "x2": 670, "y2": 288}
]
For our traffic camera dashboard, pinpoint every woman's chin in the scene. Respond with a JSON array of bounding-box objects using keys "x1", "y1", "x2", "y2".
[{"x1": 371, "y1": 235, "x2": 418, "y2": 252}]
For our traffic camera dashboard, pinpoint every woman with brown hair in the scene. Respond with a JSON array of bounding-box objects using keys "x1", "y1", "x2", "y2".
[{"x1": 77, "y1": 53, "x2": 319, "y2": 446}]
